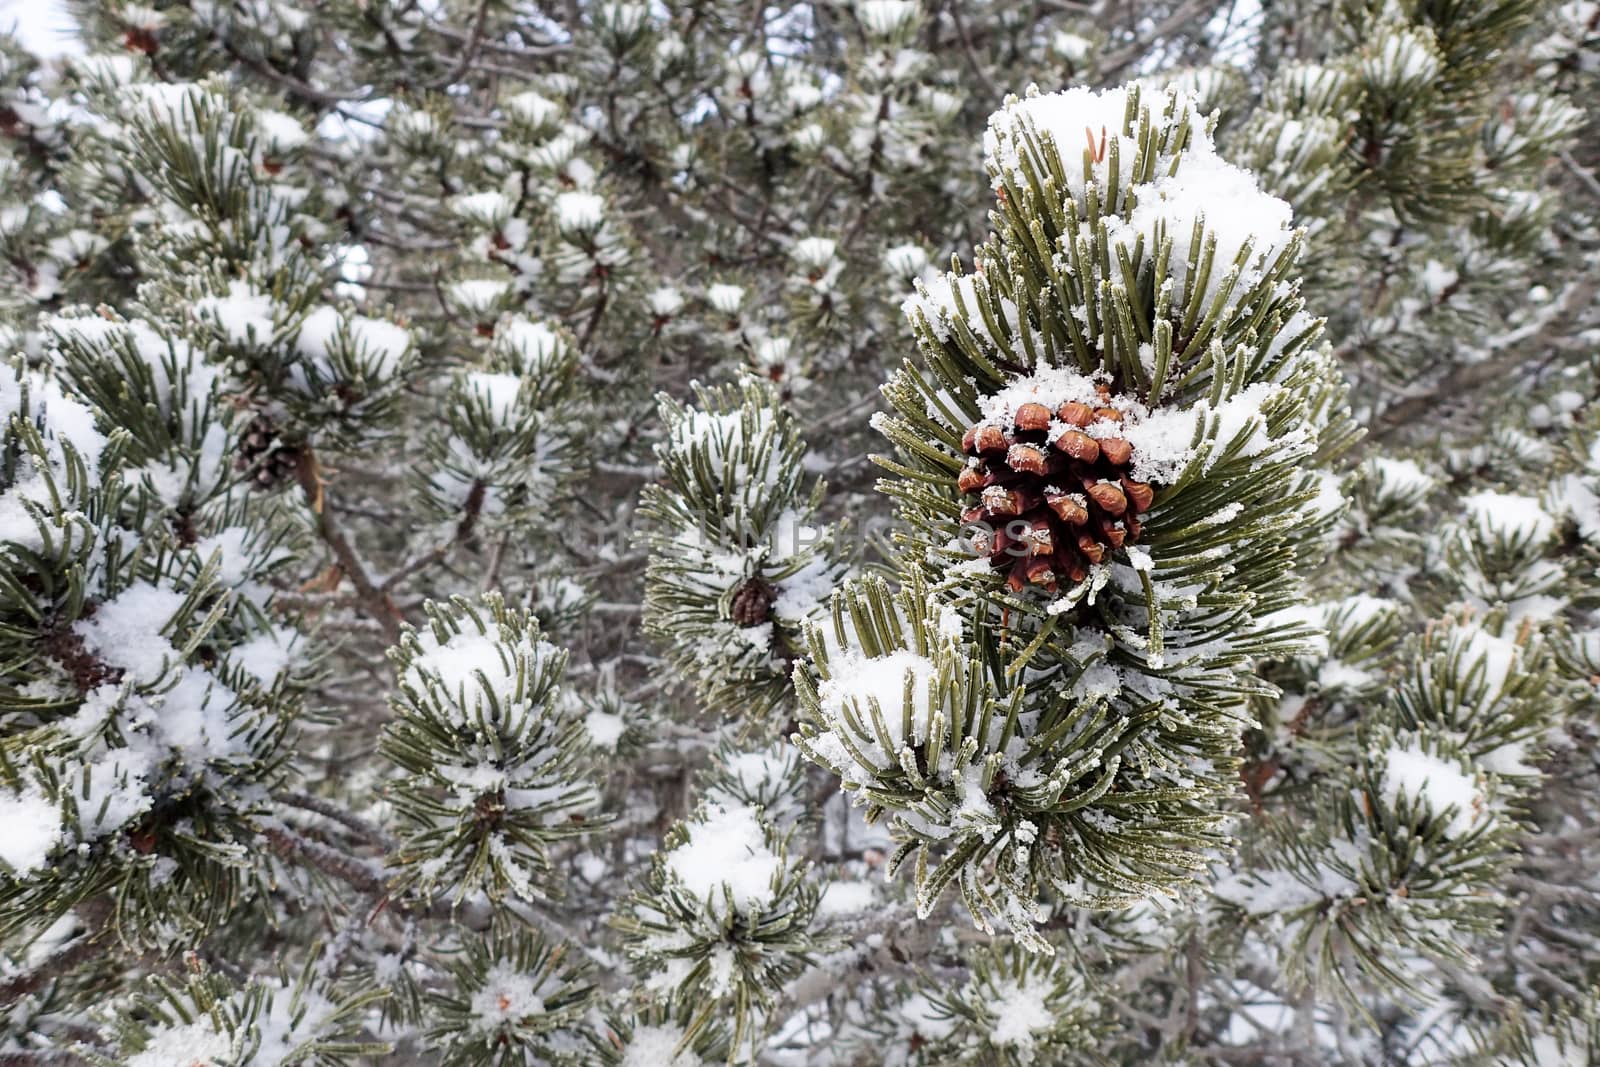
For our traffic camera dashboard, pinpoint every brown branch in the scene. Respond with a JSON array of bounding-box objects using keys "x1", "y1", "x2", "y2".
[
  {"x1": 379, "y1": 480, "x2": 486, "y2": 593},
  {"x1": 273, "y1": 791, "x2": 397, "y2": 850},
  {"x1": 295, "y1": 449, "x2": 404, "y2": 643},
  {"x1": 262, "y1": 823, "x2": 387, "y2": 897},
  {"x1": 0, "y1": 933, "x2": 104, "y2": 1007}
]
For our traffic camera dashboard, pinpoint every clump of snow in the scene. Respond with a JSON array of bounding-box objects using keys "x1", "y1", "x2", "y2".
[
  {"x1": 554, "y1": 190, "x2": 605, "y2": 233},
  {"x1": 647, "y1": 287, "x2": 684, "y2": 317},
  {"x1": 1380, "y1": 743, "x2": 1485, "y2": 838},
  {"x1": 196, "y1": 280, "x2": 278, "y2": 347},
  {"x1": 584, "y1": 708, "x2": 625, "y2": 749},
  {"x1": 792, "y1": 235, "x2": 837, "y2": 268},
  {"x1": 1109, "y1": 150, "x2": 1294, "y2": 309},
  {"x1": 1360, "y1": 24, "x2": 1442, "y2": 89},
  {"x1": 665, "y1": 407, "x2": 779, "y2": 485},
  {"x1": 0, "y1": 783, "x2": 62, "y2": 875},
  {"x1": 505, "y1": 90, "x2": 561, "y2": 128},
  {"x1": 619, "y1": 1024, "x2": 700, "y2": 1067},
  {"x1": 227, "y1": 625, "x2": 299, "y2": 686},
  {"x1": 452, "y1": 190, "x2": 514, "y2": 224},
  {"x1": 706, "y1": 283, "x2": 745, "y2": 314},
  {"x1": 984, "y1": 86, "x2": 1141, "y2": 201},
  {"x1": 818, "y1": 879, "x2": 877, "y2": 917},
  {"x1": 901, "y1": 271, "x2": 1019, "y2": 347},
  {"x1": 469, "y1": 963, "x2": 561, "y2": 1030},
  {"x1": 900, "y1": 993, "x2": 956, "y2": 1042},
  {"x1": 75, "y1": 582, "x2": 243, "y2": 763},
  {"x1": 252, "y1": 108, "x2": 308, "y2": 153},
  {"x1": 857, "y1": 0, "x2": 920, "y2": 37},
  {"x1": 664, "y1": 804, "x2": 781, "y2": 915},
  {"x1": 987, "y1": 977, "x2": 1054, "y2": 1059},
  {"x1": 448, "y1": 279, "x2": 511, "y2": 316},
  {"x1": 466, "y1": 372, "x2": 526, "y2": 426},
  {"x1": 1461, "y1": 491, "x2": 1555, "y2": 545},
  {"x1": 883, "y1": 243, "x2": 930, "y2": 278},
  {"x1": 406, "y1": 624, "x2": 558, "y2": 724},
  {"x1": 495, "y1": 318, "x2": 569, "y2": 375},
  {"x1": 1052, "y1": 31, "x2": 1093, "y2": 63},
  {"x1": 1367, "y1": 456, "x2": 1434, "y2": 502},
  {"x1": 1447, "y1": 624, "x2": 1520, "y2": 697},
  {"x1": 0, "y1": 362, "x2": 109, "y2": 552},
  {"x1": 124, "y1": 1016, "x2": 235, "y2": 1067},
  {"x1": 816, "y1": 647, "x2": 937, "y2": 748},
  {"x1": 719, "y1": 748, "x2": 797, "y2": 797},
  {"x1": 74, "y1": 54, "x2": 142, "y2": 86}
]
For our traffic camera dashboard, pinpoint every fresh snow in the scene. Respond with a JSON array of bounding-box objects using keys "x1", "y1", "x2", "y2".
[
  {"x1": 1448, "y1": 625, "x2": 1520, "y2": 696},
  {"x1": 196, "y1": 280, "x2": 278, "y2": 347},
  {"x1": 816, "y1": 647, "x2": 937, "y2": 749},
  {"x1": 468, "y1": 963, "x2": 560, "y2": 1030},
  {"x1": 496, "y1": 317, "x2": 568, "y2": 374},
  {"x1": 406, "y1": 624, "x2": 558, "y2": 723},
  {"x1": 987, "y1": 976, "x2": 1054, "y2": 1059},
  {"x1": 1380, "y1": 744, "x2": 1484, "y2": 838},
  {"x1": 554, "y1": 190, "x2": 605, "y2": 232},
  {"x1": 123, "y1": 1017, "x2": 234, "y2": 1067},
  {"x1": 466, "y1": 371, "x2": 527, "y2": 426},
  {"x1": 619, "y1": 1024, "x2": 700, "y2": 1067},
  {"x1": 0, "y1": 783, "x2": 62, "y2": 874},
  {"x1": 1109, "y1": 149, "x2": 1294, "y2": 309},
  {"x1": 1461, "y1": 491, "x2": 1556, "y2": 544},
  {"x1": 664, "y1": 804, "x2": 781, "y2": 915}
]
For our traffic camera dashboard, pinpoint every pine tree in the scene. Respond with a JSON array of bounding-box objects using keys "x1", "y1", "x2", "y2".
[{"x1": 0, "y1": 1, "x2": 1597, "y2": 1064}]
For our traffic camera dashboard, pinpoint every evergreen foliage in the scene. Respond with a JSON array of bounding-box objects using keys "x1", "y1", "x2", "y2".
[{"x1": 0, "y1": 0, "x2": 1596, "y2": 1064}]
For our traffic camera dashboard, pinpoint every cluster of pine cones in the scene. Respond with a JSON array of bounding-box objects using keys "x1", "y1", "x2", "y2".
[{"x1": 957, "y1": 390, "x2": 1155, "y2": 593}]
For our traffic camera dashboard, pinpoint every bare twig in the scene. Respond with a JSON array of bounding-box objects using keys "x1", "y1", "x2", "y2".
[{"x1": 274, "y1": 791, "x2": 398, "y2": 850}]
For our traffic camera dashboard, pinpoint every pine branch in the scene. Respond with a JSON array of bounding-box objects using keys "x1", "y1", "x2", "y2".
[
  {"x1": 1559, "y1": 150, "x2": 1600, "y2": 204},
  {"x1": 0, "y1": 934, "x2": 104, "y2": 1008},
  {"x1": 379, "y1": 479, "x2": 486, "y2": 593},
  {"x1": 261, "y1": 823, "x2": 388, "y2": 897},
  {"x1": 0, "y1": 1052, "x2": 93, "y2": 1066},
  {"x1": 1366, "y1": 276, "x2": 1599, "y2": 441},
  {"x1": 295, "y1": 450, "x2": 404, "y2": 642},
  {"x1": 274, "y1": 791, "x2": 398, "y2": 850}
]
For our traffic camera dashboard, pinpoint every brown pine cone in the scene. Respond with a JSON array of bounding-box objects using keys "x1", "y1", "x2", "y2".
[
  {"x1": 731, "y1": 577, "x2": 777, "y2": 627},
  {"x1": 957, "y1": 386, "x2": 1157, "y2": 594},
  {"x1": 235, "y1": 414, "x2": 303, "y2": 490}
]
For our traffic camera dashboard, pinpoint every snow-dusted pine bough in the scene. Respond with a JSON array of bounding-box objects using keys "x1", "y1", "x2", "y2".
[{"x1": 1, "y1": 2, "x2": 1598, "y2": 1065}]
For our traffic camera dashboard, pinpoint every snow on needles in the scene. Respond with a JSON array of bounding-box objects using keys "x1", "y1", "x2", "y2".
[
  {"x1": 987, "y1": 977, "x2": 1055, "y2": 1060},
  {"x1": 405, "y1": 623, "x2": 559, "y2": 724},
  {"x1": 817, "y1": 648, "x2": 937, "y2": 750},
  {"x1": 1462, "y1": 490, "x2": 1556, "y2": 545},
  {"x1": 469, "y1": 963, "x2": 563, "y2": 1031},
  {"x1": 985, "y1": 85, "x2": 1296, "y2": 310},
  {"x1": 664, "y1": 804, "x2": 782, "y2": 916},
  {"x1": 619, "y1": 1024, "x2": 701, "y2": 1067},
  {"x1": 1380, "y1": 744, "x2": 1486, "y2": 839},
  {"x1": 123, "y1": 1017, "x2": 235, "y2": 1067},
  {"x1": 0, "y1": 782, "x2": 63, "y2": 875}
]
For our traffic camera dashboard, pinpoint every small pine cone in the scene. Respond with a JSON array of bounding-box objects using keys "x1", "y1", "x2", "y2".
[
  {"x1": 473, "y1": 789, "x2": 507, "y2": 829},
  {"x1": 731, "y1": 577, "x2": 776, "y2": 627},
  {"x1": 236, "y1": 414, "x2": 303, "y2": 490},
  {"x1": 955, "y1": 385, "x2": 1158, "y2": 595}
]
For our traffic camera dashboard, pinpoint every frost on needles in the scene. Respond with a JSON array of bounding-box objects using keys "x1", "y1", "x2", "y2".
[
  {"x1": 1, "y1": 1, "x2": 1598, "y2": 1064},
  {"x1": 796, "y1": 84, "x2": 1354, "y2": 949}
]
